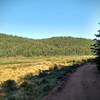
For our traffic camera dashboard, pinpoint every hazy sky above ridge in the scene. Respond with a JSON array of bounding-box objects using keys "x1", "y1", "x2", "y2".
[{"x1": 0, "y1": 0, "x2": 100, "y2": 39}]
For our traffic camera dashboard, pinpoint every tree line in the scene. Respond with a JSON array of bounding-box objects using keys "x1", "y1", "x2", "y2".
[{"x1": 0, "y1": 33, "x2": 94, "y2": 57}]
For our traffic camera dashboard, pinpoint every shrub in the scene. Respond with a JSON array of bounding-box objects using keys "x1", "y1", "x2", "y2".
[{"x1": 1, "y1": 80, "x2": 17, "y2": 92}]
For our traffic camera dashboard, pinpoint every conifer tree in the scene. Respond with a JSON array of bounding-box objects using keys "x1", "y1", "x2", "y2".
[{"x1": 92, "y1": 24, "x2": 100, "y2": 71}]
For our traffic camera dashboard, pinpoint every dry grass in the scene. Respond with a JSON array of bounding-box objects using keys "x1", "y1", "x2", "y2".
[{"x1": 0, "y1": 56, "x2": 94, "y2": 83}]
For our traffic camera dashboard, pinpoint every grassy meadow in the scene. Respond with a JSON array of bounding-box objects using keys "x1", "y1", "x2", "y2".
[
  {"x1": 0, "y1": 56, "x2": 94, "y2": 83},
  {"x1": 0, "y1": 56, "x2": 94, "y2": 100}
]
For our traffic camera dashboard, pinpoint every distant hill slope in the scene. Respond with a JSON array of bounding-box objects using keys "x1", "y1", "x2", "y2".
[{"x1": 0, "y1": 33, "x2": 94, "y2": 57}]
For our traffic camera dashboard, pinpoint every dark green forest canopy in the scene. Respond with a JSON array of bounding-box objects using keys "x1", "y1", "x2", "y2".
[{"x1": 0, "y1": 33, "x2": 94, "y2": 57}]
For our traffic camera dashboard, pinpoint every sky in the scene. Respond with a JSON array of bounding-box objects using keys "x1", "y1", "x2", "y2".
[{"x1": 0, "y1": 0, "x2": 100, "y2": 39}]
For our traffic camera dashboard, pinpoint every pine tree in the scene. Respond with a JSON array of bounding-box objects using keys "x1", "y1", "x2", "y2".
[{"x1": 92, "y1": 24, "x2": 100, "y2": 71}]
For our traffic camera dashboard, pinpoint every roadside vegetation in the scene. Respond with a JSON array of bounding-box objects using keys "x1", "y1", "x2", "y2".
[{"x1": 0, "y1": 56, "x2": 94, "y2": 100}]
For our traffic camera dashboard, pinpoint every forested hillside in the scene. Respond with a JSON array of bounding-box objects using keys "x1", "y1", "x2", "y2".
[{"x1": 0, "y1": 33, "x2": 94, "y2": 57}]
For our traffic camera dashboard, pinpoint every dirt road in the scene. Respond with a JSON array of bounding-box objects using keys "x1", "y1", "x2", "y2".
[{"x1": 43, "y1": 63, "x2": 100, "y2": 100}]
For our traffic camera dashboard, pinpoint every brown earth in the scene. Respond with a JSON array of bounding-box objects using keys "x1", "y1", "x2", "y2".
[{"x1": 43, "y1": 63, "x2": 100, "y2": 100}]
